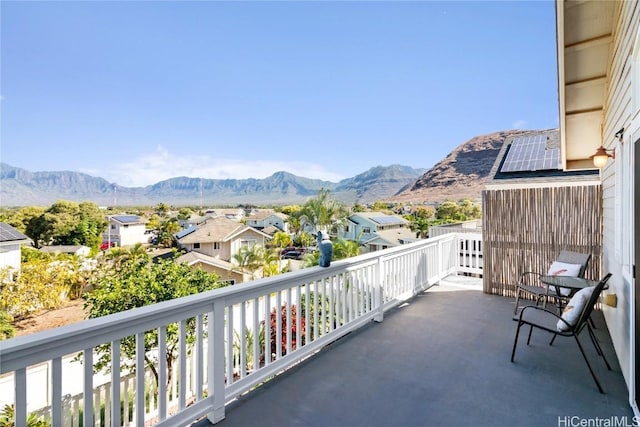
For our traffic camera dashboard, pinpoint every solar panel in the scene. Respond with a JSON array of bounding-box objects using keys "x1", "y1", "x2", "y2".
[
  {"x1": 500, "y1": 134, "x2": 560, "y2": 173},
  {"x1": 0, "y1": 222, "x2": 30, "y2": 242},
  {"x1": 371, "y1": 216, "x2": 403, "y2": 225},
  {"x1": 175, "y1": 226, "x2": 197, "y2": 240},
  {"x1": 112, "y1": 215, "x2": 141, "y2": 224}
]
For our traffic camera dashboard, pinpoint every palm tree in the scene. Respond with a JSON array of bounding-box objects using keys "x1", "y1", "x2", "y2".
[
  {"x1": 410, "y1": 217, "x2": 430, "y2": 239},
  {"x1": 261, "y1": 247, "x2": 281, "y2": 277},
  {"x1": 232, "y1": 245, "x2": 263, "y2": 279},
  {"x1": 272, "y1": 232, "x2": 293, "y2": 253},
  {"x1": 300, "y1": 188, "x2": 348, "y2": 235},
  {"x1": 332, "y1": 238, "x2": 360, "y2": 260}
]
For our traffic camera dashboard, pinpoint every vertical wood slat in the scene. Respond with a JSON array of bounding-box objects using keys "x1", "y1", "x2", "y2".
[
  {"x1": 196, "y1": 314, "x2": 204, "y2": 399},
  {"x1": 111, "y1": 340, "x2": 121, "y2": 427},
  {"x1": 51, "y1": 357, "x2": 62, "y2": 427},
  {"x1": 179, "y1": 320, "x2": 187, "y2": 409},
  {"x1": 483, "y1": 184, "x2": 602, "y2": 296},
  {"x1": 135, "y1": 334, "x2": 145, "y2": 427},
  {"x1": 15, "y1": 368, "x2": 27, "y2": 427},
  {"x1": 158, "y1": 326, "x2": 167, "y2": 421},
  {"x1": 83, "y1": 348, "x2": 93, "y2": 427}
]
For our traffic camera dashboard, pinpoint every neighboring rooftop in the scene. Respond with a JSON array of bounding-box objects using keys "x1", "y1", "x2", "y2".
[
  {"x1": 0, "y1": 222, "x2": 30, "y2": 243},
  {"x1": 489, "y1": 130, "x2": 600, "y2": 185}
]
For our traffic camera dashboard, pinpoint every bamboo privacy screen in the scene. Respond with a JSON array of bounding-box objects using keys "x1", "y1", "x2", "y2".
[{"x1": 482, "y1": 184, "x2": 602, "y2": 296}]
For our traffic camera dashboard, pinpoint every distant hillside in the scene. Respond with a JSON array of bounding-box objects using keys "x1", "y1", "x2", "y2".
[
  {"x1": 393, "y1": 130, "x2": 539, "y2": 203},
  {"x1": 336, "y1": 164, "x2": 427, "y2": 203},
  {"x1": 0, "y1": 163, "x2": 424, "y2": 207},
  {"x1": 1, "y1": 129, "x2": 554, "y2": 207}
]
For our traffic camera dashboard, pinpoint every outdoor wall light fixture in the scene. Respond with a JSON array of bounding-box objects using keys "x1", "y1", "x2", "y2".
[
  {"x1": 591, "y1": 146, "x2": 616, "y2": 168},
  {"x1": 591, "y1": 128, "x2": 621, "y2": 168}
]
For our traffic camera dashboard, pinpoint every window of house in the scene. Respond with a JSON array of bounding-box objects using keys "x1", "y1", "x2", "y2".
[
  {"x1": 111, "y1": 224, "x2": 116, "y2": 230},
  {"x1": 194, "y1": 243, "x2": 200, "y2": 249},
  {"x1": 362, "y1": 227, "x2": 371, "y2": 234},
  {"x1": 214, "y1": 242, "x2": 221, "y2": 250},
  {"x1": 240, "y1": 239, "x2": 256, "y2": 247}
]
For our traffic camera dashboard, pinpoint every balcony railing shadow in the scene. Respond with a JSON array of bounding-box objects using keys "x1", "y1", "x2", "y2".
[
  {"x1": 212, "y1": 282, "x2": 632, "y2": 427},
  {"x1": 0, "y1": 233, "x2": 631, "y2": 426}
]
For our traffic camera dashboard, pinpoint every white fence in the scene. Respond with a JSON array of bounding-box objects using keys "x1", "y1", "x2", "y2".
[{"x1": 0, "y1": 233, "x2": 482, "y2": 426}]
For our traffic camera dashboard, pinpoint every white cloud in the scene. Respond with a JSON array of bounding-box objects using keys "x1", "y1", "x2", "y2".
[
  {"x1": 101, "y1": 146, "x2": 346, "y2": 187},
  {"x1": 512, "y1": 120, "x2": 527, "y2": 129}
]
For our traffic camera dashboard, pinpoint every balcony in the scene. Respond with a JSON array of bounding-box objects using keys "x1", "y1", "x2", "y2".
[{"x1": 0, "y1": 233, "x2": 632, "y2": 426}]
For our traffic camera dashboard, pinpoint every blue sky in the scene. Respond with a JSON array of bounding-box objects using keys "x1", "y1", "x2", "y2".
[{"x1": 1, "y1": 1, "x2": 558, "y2": 187}]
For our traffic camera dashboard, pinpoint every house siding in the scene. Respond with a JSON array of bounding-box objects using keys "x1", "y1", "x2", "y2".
[
  {"x1": 600, "y1": 0, "x2": 639, "y2": 389},
  {"x1": 0, "y1": 243, "x2": 22, "y2": 272}
]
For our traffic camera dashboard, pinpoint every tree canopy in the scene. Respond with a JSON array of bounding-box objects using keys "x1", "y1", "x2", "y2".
[{"x1": 85, "y1": 249, "x2": 227, "y2": 389}]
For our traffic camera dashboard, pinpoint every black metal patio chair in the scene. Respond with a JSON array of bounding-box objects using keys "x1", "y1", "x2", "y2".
[
  {"x1": 510, "y1": 273, "x2": 612, "y2": 393},
  {"x1": 513, "y1": 250, "x2": 591, "y2": 315}
]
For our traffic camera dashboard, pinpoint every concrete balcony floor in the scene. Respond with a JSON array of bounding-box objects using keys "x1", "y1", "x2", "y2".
[{"x1": 202, "y1": 276, "x2": 633, "y2": 427}]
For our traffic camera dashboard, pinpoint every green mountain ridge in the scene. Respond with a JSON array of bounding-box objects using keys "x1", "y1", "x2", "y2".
[{"x1": 0, "y1": 163, "x2": 426, "y2": 207}]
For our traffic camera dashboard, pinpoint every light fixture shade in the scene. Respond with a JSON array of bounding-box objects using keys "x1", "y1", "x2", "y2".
[
  {"x1": 591, "y1": 146, "x2": 614, "y2": 168},
  {"x1": 592, "y1": 154, "x2": 609, "y2": 168}
]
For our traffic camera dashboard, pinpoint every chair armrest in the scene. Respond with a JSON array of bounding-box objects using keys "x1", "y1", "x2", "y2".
[
  {"x1": 517, "y1": 304, "x2": 562, "y2": 321},
  {"x1": 517, "y1": 271, "x2": 545, "y2": 288}
]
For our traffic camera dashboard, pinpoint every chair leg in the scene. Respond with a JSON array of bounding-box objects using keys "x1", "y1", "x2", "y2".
[
  {"x1": 511, "y1": 321, "x2": 523, "y2": 362},
  {"x1": 549, "y1": 333, "x2": 557, "y2": 346},
  {"x1": 587, "y1": 324, "x2": 611, "y2": 371},
  {"x1": 527, "y1": 325, "x2": 534, "y2": 345},
  {"x1": 514, "y1": 289, "x2": 521, "y2": 315},
  {"x1": 574, "y1": 335, "x2": 604, "y2": 394}
]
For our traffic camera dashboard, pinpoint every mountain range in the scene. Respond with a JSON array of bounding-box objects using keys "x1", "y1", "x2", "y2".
[{"x1": 0, "y1": 129, "x2": 539, "y2": 207}]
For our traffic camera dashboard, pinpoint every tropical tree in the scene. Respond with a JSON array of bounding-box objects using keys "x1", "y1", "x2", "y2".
[
  {"x1": 260, "y1": 247, "x2": 281, "y2": 277},
  {"x1": 410, "y1": 217, "x2": 431, "y2": 239},
  {"x1": 232, "y1": 245, "x2": 264, "y2": 279},
  {"x1": 435, "y1": 200, "x2": 481, "y2": 222},
  {"x1": 4, "y1": 206, "x2": 45, "y2": 234},
  {"x1": 19, "y1": 200, "x2": 106, "y2": 249},
  {"x1": 177, "y1": 207, "x2": 192, "y2": 221},
  {"x1": 154, "y1": 202, "x2": 170, "y2": 218},
  {"x1": 0, "y1": 254, "x2": 84, "y2": 319},
  {"x1": 370, "y1": 201, "x2": 392, "y2": 213},
  {"x1": 331, "y1": 238, "x2": 360, "y2": 260},
  {"x1": 156, "y1": 218, "x2": 181, "y2": 247},
  {"x1": 287, "y1": 216, "x2": 302, "y2": 235},
  {"x1": 85, "y1": 256, "x2": 227, "y2": 391},
  {"x1": 300, "y1": 189, "x2": 348, "y2": 235},
  {"x1": 272, "y1": 231, "x2": 293, "y2": 252},
  {"x1": 294, "y1": 232, "x2": 315, "y2": 248}
]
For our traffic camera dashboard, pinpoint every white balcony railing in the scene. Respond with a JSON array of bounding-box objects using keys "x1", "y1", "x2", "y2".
[{"x1": 0, "y1": 232, "x2": 482, "y2": 427}]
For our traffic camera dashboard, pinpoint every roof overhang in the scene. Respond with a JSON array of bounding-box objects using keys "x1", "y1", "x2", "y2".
[{"x1": 556, "y1": 0, "x2": 618, "y2": 170}]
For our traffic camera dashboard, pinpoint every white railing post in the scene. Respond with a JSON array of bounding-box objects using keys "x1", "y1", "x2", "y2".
[
  {"x1": 208, "y1": 300, "x2": 226, "y2": 424},
  {"x1": 374, "y1": 256, "x2": 384, "y2": 323}
]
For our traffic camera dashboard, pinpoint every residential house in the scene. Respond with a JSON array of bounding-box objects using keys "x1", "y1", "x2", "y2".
[
  {"x1": 179, "y1": 213, "x2": 215, "y2": 229},
  {"x1": 174, "y1": 216, "x2": 271, "y2": 262},
  {"x1": 244, "y1": 210, "x2": 289, "y2": 233},
  {"x1": 339, "y1": 212, "x2": 418, "y2": 252},
  {"x1": 483, "y1": 129, "x2": 603, "y2": 282},
  {"x1": 40, "y1": 245, "x2": 91, "y2": 257},
  {"x1": 556, "y1": 0, "x2": 640, "y2": 412},
  {"x1": 205, "y1": 208, "x2": 245, "y2": 222},
  {"x1": 175, "y1": 251, "x2": 248, "y2": 284},
  {"x1": 0, "y1": 223, "x2": 31, "y2": 279},
  {"x1": 103, "y1": 215, "x2": 147, "y2": 248}
]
